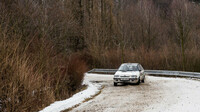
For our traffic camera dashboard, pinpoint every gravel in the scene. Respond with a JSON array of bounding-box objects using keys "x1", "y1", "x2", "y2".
[{"x1": 71, "y1": 74, "x2": 200, "y2": 112}]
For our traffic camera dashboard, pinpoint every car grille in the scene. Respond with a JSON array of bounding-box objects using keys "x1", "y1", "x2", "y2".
[{"x1": 120, "y1": 76, "x2": 130, "y2": 78}]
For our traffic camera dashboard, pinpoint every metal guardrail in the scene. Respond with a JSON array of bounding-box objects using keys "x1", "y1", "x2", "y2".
[
  {"x1": 88, "y1": 69, "x2": 117, "y2": 74},
  {"x1": 145, "y1": 70, "x2": 200, "y2": 78},
  {"x1": 88, "y1": 69, "x2": 200, "y2": 78}
]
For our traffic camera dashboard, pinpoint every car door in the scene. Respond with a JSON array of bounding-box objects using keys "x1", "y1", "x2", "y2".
[{"x1": 139, "y1": 64, "x2": 145, "y2": 80}]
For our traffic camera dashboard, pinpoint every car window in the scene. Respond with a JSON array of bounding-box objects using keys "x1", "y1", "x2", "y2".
[
  {"x1": 118, "y1": 65, "x2": 129, "y2": 71},
  {"x1": 118, "y1": 65, "x2": 139, "y2": 71},
  {"x1": 128, "y1": 65, "x2": 138, "y2": 71},
  {"x1": 137, "y1": 65, "x2": 141, "y2": 71},
  {"x1": 140, "y1": 65, "x2": 144, "y2": 70}
]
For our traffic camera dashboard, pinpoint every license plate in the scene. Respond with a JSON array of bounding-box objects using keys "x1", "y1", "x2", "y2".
[{"x1": 121, "y1": 78, "x2": 129, "y2": 81}]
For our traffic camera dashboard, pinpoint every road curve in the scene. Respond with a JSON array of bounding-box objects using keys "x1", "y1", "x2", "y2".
[{"x1": 71, "y1": 74, "x2": 200, "y2": 112}]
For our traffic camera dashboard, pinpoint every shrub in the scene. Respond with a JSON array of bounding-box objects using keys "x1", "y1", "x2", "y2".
[
  {"x1": 0, "y1": 36, "x2": 88, "y2": 111},
  {"x1": 67, "y1": 53, "x2": 88, "y2": 92}
]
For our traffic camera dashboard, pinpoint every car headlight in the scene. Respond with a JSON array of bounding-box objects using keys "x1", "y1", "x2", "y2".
[
  {"x1": 131, "y1": 75, "x2": 137, "y2": 78},
  {"x1": 114, "y1": 75, "x2": 119, "y2": 78}
]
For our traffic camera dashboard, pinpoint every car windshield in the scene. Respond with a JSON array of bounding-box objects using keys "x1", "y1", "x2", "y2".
[{"x1": 118, "y1": 65, "x2": 138, "y2": 71}]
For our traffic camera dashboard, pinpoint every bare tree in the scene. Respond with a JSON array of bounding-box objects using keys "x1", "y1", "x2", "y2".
[
  {"x1": 171, "y1": 0, "x2": 195, "y2": 70},
  {"x1": 134, "y1": 0, "x2": 161, "y2": 51}
]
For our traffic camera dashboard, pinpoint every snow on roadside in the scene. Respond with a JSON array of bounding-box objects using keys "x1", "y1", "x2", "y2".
[{"x1": 39, "y1": 74, "x2": 102, "y2": 112}]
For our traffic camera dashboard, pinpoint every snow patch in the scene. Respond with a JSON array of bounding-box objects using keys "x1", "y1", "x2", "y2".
[{"x1": 39, "y1": 74, "x2": 102, "y2": 112}]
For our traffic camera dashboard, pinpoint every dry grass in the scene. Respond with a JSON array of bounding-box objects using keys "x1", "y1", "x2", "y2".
[
  {"x1": 0, "y1": 37, "x2": 88, "y2": 111},
  {"x1": 90, "y1": 44, "x2": 200, "y2": 72},
  {"x1": 0, "y1": 1, "x2": 88, "y2": 111},
  {"x1": 0, "y1": 38, "x2": 52, "y2": 112}
]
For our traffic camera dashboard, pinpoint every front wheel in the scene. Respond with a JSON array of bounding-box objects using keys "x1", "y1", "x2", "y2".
[
  {"x1": 114, "y1": 82, "x2": 117, "y2": 86},
  {"x1": 136, "y1": 78, "x2": 140, "y2": 85},
  {"x1": 141, "y1": 79, "x2": 144, "y2": 83},
  {"x1": 141, "y1": 76, "x2": 145, "y2": 83}
]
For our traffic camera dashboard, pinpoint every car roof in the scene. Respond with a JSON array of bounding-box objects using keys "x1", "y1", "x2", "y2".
[{"x1": 121, "y1": 63, "x2": 139, "y2": 66}]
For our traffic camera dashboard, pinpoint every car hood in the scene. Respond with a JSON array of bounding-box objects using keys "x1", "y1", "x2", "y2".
[{"x1": 114, "y1": 71, "x2": 140, "y2": 77}]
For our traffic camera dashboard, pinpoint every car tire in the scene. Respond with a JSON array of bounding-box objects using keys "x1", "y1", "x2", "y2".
[
  {"x1": 136, "y1": 78, "x2": 140, "y2": 85},
  {"x1": 114, "y1": 82, "x2": 117, "y2": 86},
  {"x1": 141, "y1": 76, "x2": 145, "y2": 83},
  {"x1": 141, "y1": 78, "x2": 145, "y2": 83}
]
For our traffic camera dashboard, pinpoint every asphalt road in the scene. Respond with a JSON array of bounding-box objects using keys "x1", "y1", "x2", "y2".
[{"x1": 71, "y1": 74, "x2": 200, "y2": 112}]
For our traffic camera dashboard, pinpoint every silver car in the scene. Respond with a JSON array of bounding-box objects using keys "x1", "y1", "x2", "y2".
[{"x1": 113, "y1": 63, "x2": 145, "y2": 86}]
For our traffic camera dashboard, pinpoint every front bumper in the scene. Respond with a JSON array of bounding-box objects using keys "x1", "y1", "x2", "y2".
[{"x1": 113, "y1": 78, "x2": 139, "y2": 83}]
